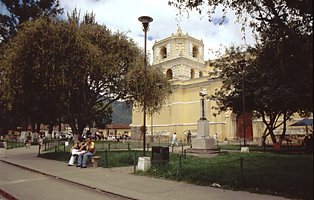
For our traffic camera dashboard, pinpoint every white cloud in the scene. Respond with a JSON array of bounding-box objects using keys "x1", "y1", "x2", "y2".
[{"x1": 60, "y1": 0, "x2": 256, "y2": 60}]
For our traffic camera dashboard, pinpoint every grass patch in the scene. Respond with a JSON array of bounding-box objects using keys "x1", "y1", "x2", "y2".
[
  {"x1": 144, "y1": 153, "x2": 313, "y2": 200},
  {"x1": 39, "y1": 141, "x2": 313, "y2": 200},
  {"x1": 219, "y1": 144, "x2": 307, "y2": 153}
]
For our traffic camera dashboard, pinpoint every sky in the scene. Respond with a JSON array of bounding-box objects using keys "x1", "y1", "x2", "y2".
[
  {"x1": 60, "y1": 0, "x2": 257, "y2": 61},
  {"x1": 0, "y1": 0, "x2": 256, "y2": 61}
]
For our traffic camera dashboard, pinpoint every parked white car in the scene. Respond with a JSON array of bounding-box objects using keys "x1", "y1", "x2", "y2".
[{"x1": 107, "y1": 135, "x2": 116, "y2": 141}]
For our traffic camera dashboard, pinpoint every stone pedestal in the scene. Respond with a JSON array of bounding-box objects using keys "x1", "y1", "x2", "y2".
[
  {"x1": 192, "y1": 138, "x2": 215, "y2": 149},
  {"x1": 196, "y1": 119, "x2": 209, "y2": 139},
  {"x1": 187, "y1": 119, "x2": 218, "y2": 154},
  {"x1": 137, "y1": 157, "x2": 151, "y2": 172},
  {"x1": 0, "y1": 142, "x2": 7, "y2": 158},
  {"x1": 241, "y1": 147, "x2": 250, "y2": 153},
  {"x1": 192, "y1": 119, "x2": 215, "y2": 149},
  {"x1": 91, "y1": 156, "x2": 101, "y2": 167}
]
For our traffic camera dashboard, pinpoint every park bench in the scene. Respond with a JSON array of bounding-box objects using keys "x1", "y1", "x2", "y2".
[
  {"x1": 86, "y1": 146, "x2": 101, "y2": 167},
  {"x1": 0, "y1": 141, "x2": 7, "y2": 158},
  {"x1": 90, "y1": 156, "x2": 101, "y2": 168}
]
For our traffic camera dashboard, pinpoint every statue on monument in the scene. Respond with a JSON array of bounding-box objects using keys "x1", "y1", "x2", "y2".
[
  {"x1": 187, "y1": 87, "x2": 217, "y2": 152},
  {"x1": 199, "y1": 87, "x2": 207, "y2": 120}
]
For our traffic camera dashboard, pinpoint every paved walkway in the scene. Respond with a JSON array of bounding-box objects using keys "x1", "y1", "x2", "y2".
[{"x1": 0, "y1": 146, "x2": 291, "y2": 200}]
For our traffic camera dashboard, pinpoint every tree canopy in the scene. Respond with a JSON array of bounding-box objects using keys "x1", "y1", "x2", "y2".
[
  {"x1": 0, "y1": 12, "x2": 171, "y2": 136},
  {"x1": 0, "y1": 0, "x2": 63, "y2": 42},
  {"x1": 168, "y1": 0, "x2": 312, "y2": 35}
]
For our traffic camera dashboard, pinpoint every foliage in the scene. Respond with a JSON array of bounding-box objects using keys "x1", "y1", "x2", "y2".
[
  {"x1": 0, "y1": 10, "x2": 172, "y2": 136},
  {"x1": 0, "y1": 16, "x2": 137, "y2": 135},
  {"x1": 0, "y1": 0, "x2": 63, "y2": 134},
  {"x1": 0, "y1": 0, "x2": 63, "y2": 42},
  {"x1": 168, "y1": 0, "x2": 312, "y2": 35},
  {"x1": 210, "y1": 42, "x2": 312, "y2": 144},
  {"x1": 127, "y1": 65, "x2": 172, "y2": 115}
]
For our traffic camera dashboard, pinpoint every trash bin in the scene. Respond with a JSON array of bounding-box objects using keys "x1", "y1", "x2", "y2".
[{"x1": 151, "y1": 146, "x2": 169, "y2": 165}]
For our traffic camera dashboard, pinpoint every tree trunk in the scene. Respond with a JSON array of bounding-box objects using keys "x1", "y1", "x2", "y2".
[
  {"x1": 58, "y1": 119, "x2": 62, "y2": 132},
  {"x1": 69, "y1": 123, "x2": 78, "y2": 136},
  {"x1": 262, "y1": 127, "x2": 270, "y2": 151},
  {"x1": 69, "y1": 121, "x2": 84, "y2": 139},
  {"x1": 24, "y1": 116, "x2": 28, "y2": 131},
  {"x1": 269, "y1": 128, "x2": 277, "y2": 144},
  {"x1": 36, "y1": 123, "x2": 41, "y2": 133},
  {"x1": 48, "y1": 123, "x2": 53, "y2": 136},
  {"x1": 31, "y1": 122, "x2": 36, "y2": 133},
  {"x1": 279, "y1": 113, "x2": 289, "y2": 145}
]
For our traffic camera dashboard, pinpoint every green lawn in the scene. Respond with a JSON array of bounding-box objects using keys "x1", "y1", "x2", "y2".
[
  {"x1": 144, "y1": 152, "x2": 313, "y2": 200},
  {"x1": 39, "y1": 142, "x2": 313, "y2": 200}
]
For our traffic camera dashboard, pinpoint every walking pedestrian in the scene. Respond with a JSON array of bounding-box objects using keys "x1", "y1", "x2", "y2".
[
  {"x1": 214, "y1": 133, "x2": 218, "y2": 146},
  {"x1": 187, "y1": 131, "x2": 192, "y2": 144},
  {"x1": 25, "y1": 133, "x2": 32, "y2": 148},
  {"x1": 171, "y1": 132, "x2": 178, "y2": 146}
]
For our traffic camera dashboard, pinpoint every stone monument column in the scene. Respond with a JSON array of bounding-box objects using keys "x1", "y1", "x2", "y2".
[
  {"x1": 196, "y1": 88, "x2": 209, "y2": 139},
  {"x1": 188, "y1": 87, "x2": 217, "y2": 152},
  {"x1": 200, "y1": 88, "x2": 206, "y2": 120}
]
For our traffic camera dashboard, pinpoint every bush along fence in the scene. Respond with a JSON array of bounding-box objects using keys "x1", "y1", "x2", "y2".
[
  {"x1": 144, "y1": 150, "x2": 313, "y2": 200},
  {"x1": 0, "y1": 139, "x2": 25, "y2": 149},
  {"x1": 38, "y1": 140, "x2": 312, "y2": 200},
  {"x1": 147, "y1": 153, "x2": 244, "y2": 187}
]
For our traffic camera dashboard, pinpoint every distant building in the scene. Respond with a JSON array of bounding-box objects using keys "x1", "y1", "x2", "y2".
[{"x1": 99, "y1": 124, "x2": 131, "y2": 138}]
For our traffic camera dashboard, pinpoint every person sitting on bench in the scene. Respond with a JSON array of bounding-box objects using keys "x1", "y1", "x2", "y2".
[
  {"x1": 77, "y1": 136, "x2": 95, "y2": 168},
  {"x1": 67, "y1": 137, "x2": 85, "y2": 166}
]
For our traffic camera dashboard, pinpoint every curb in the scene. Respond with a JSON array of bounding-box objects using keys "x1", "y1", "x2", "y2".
[{"x1": 0, "y1": 159, "x2": 138, "y2": 200}]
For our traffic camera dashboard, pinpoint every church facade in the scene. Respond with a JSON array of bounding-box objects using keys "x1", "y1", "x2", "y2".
[{"x1": 131, "y1": 27, "x2": 307, "y2": 144}]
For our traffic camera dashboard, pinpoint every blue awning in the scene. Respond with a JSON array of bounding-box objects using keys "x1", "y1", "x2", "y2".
[{"x1": 290, "y1": 119, "x2": 313, "y2": 126}]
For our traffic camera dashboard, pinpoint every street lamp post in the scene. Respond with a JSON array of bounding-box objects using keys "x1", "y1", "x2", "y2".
[
  {"x1": 150, "y1": 114, "x2": 154, "y2": 144},
  {"x1": 138, "y1": 16, "x2": 153, "y2": 156},
  {"x1": 238, "y1": 60, "x2": 246, "y2": 147}
]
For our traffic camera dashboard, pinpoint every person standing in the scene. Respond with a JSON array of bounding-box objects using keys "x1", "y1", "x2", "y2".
[
  {"x1": 38, "y1": 133, "x2": 44, "y2": 151},
  {"x1": 187, "y1": 131, "x2": 192, "y2": 144},
  {"x1": 77, "y1": 136, "x2": 95, "y2": 168},
  {"x1": 25, "y1": 133, "x2": 32, "y2": 148},
  {"x1": 214, "y1": 133, "x2": 218, "y2": 146},
  {"x1": 171, "y1": 132, "x2": 178, "y2": 146}
]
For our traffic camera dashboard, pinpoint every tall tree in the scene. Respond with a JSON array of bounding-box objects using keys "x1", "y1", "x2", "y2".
[
  {"x1": 127, "y1": 64, "x2": 172, "y2": 115},
  {"x1": 210, "y1": 41, "x2": 312, "y2": 145},
  {"x1": 0, "y1": 13, "x2": 171, "y2": 138},
  {"x1": 0, "y1": 0, "x2": 63, "y2": 42},
  {"x1": 0, "y1": 17, "x2": 88, "y2": 134},
  {"x1": 0, "y1": 0, "x2": 63, "y2": 134}
]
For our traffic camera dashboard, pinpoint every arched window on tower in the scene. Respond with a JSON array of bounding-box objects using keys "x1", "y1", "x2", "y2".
[
  {"x1": 199, "y1": 71, "x2": 203, "y2": 78},
  {"x1": 190, "y1": 69, "x2": 195, "y2": 79},
  {"x1": 192, "y1": 46, "x2": 199, "y2": 58},
  {"x1": 166, "y1": 69, "x2": 173, "y2": 80},
  {"x1": 160, "y1": 46, "x2": 167, "y2": 59}
]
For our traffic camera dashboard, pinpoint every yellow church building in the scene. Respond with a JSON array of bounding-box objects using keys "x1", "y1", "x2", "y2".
[{"x1": 131, "y1": 27, "x2": 309, "y2": 144}]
